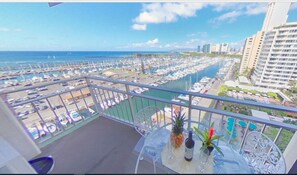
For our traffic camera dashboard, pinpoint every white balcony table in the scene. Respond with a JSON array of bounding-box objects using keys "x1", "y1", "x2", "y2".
[{"x1": 139, "y1": 124, "x2": 253, "y2": 174}]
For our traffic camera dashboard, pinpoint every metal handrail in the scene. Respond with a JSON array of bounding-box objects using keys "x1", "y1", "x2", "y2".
[
  {"x1": 2, "y1": 75, "x2": 297, "y2": 131},
  {"x1": 87, "y1": 75, "x2": 297, "y2": 113},
  {"x1": 3, "y1": 75, "x2": 297, "y2": 114}
]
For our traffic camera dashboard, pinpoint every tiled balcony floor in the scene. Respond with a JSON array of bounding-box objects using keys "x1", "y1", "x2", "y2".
[{"x1": 37, "y1": 116, "x2": 171, "y2": 174}]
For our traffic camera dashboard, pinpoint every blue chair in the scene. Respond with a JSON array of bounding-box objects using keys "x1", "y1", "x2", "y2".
[{"x1": 29, "y1": 156, "x2": 54, "y2": 174}]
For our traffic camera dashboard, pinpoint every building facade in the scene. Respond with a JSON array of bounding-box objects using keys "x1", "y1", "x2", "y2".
[
  {"x1": 239, "y1": 31, "x2": 265, "y2": 74},
  {"x1": 197, "y1": 45, "x2": 201, "y2": 52},
  {"x1": 211, "y1": 44, "x2": 220, "y2": 54},
  {"x1": 262, "y1": 2, "x2": 291, "y2": 31},
  {"x1": 251, "y1": 22, "x2": 297, "y2": 89},
  {"x1": 219, "y1": 43, "x2": 229, "y2": 54},
  {"x1": 239, "y1": 2, "x2": 291, "y2": 75},
  {"x1": 202, "y1": 44, "x2": 211, "y2": 53}
]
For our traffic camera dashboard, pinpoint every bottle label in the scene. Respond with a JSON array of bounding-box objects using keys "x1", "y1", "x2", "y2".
[{"x1": 185, "y1": 147, "x2": 194, "y2": 159}]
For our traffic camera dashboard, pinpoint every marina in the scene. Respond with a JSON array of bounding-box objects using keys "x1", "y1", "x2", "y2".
[{"x1": 1, "y1": 51, "x2": 235, "y2": 141}]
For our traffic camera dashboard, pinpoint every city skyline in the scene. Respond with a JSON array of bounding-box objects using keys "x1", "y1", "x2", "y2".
[{"x1": 0, "y1": 2, "x2": 297, "y2": 51}]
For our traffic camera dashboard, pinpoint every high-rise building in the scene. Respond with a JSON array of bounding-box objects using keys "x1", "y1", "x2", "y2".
[
  {"x1": 251, "y1": 22, "x2": 297, "y2": 89},
  {"x1": 239, "y1": 31, "x2": 265, "y2": 74},
  {"x1": 211, "y1": 44, "x2": 220, "y2": 54},
  {"x1": 239, "y1": 2, "x2": 291, "y2": 75},
  {"x1": 197, "y1": 45, "x2": 201, "y2": 52},
  {"x1": 202, "y1": 44, "x2": 211, "y2": 53},
  {"x1": 262, "y1": 2, "x2": 291, "y2": 31},
  {"x1": 219, "y1": 43, "x2": 229, "y2": 54}
]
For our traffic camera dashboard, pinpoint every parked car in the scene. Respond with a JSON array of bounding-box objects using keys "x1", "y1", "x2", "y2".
[
  {"x1": 70, "y1": 111, "x2": 82, "y2": 122},
  {"x1": 53, "y1": 105, "x2": 63, "y2": 110},
  {"x1": 58, "y1": 114, "x2": 72, "y2": 127}
]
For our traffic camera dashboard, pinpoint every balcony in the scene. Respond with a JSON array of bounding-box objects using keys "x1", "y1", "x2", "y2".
[{"x1": 1, "y1": 76, "x2": 297, "y2": 173}]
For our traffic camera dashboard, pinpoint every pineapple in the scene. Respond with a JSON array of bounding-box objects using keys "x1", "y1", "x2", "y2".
[{"x1": 170, "y1": 111, "x2": 185, "y2": 148}]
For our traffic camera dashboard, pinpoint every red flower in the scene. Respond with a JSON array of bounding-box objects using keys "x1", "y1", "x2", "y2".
[{"x1": 209, "y1": 128, "x2": 215, "y2": 140}]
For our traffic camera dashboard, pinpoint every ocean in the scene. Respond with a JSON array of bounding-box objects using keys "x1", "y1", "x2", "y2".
[{"x1": 0, "y1": 51, "x2": 168, "y2": 68}]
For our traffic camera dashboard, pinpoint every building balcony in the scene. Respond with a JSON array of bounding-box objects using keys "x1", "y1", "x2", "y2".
[{"x1": 1, "y1": 76, "x2": 297, "y2": 173}]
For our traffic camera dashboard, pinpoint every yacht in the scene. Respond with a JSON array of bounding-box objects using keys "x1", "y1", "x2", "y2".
[
  {"x1": 88, "y1": 108, "x2": 95, "y2": 114},
  {"x1": 200, "y1": 76, "x2": 211, "y2": 85},
  {"x1": 164, "y1": 107, "x2": 172, "y2": 114},
  {"x1": 177, "y1": 94, "x2": 189, "y2": 101}
]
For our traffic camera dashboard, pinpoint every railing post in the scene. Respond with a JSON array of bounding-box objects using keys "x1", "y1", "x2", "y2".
[
  {"x1": 85, "y1": 77, "x2": 102, "y2": 115},
  {"x1": 240, "y1": 121, "x2": 251, "y2": 152},
  {"x1": 274, "y1": 128, "x2": 283, "y2": 143},
  {"x1": 188, "y1": 95, "x2": 192, "y2": 130},
  {"x1": 69, "y1": 91, "x2": 85, "y2": 121},
  {"x1": 45, "y1": 98, "x2": 65, "y2": 132},
  {"x1": 125, "y1": 84, "x2": 135, "y2": 123},
  {"x1": 261, "y1": 124, "x2": 266, "y2": 133}
]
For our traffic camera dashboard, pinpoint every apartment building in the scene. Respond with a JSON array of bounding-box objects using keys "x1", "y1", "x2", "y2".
[
  {"x1": 239, "y1": 2, "x2": 291, "y2": 75},
  {"x1": 239, "y1": 31, "x2": 265, "y2": 74},
  {"x1": 251, "y1": 22, "x2": 297, "y2": 89},
  {"x1": 202, "y1": 44, "x2": 211, "y2": 53}
]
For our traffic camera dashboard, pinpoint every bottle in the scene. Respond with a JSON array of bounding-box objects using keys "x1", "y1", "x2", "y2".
[{"x1": 184, "y1": 130, "x2": 195, "y2": 161}]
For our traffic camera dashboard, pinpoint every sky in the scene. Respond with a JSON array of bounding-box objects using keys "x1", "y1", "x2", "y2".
[{"x1": 0, "y1": 2, "x2": 297, "y2": 51}]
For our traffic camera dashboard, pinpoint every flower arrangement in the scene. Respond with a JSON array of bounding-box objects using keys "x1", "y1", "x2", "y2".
[{"x1": 194, "y1": 122, "x2": 224, "y2": 156}]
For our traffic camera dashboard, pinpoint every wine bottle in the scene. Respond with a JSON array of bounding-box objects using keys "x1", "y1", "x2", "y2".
[{"x1": 184, "y1": 130, "x2": 195, "y2": 161}]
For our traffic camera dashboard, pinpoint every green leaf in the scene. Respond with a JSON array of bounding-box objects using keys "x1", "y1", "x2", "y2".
[
  {"x1": 210, "y1": 135, "x2": 221, "y2": 141},
  {"x1": 212, "y1": 144, "x2": 224, "y2": 156}
]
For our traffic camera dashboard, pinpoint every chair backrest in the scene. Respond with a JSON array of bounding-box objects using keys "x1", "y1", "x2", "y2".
[
  {"x1": 241, "y1": 131, "x2": 286, "y2": 174},
  {"x1": 134, "y1": 106, "x2": 162, "y2": 137}
]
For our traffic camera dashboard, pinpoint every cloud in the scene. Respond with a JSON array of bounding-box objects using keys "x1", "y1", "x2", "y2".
[
  {"x1": 0, "y1": 27, "x2": 22, "y2": 32},
  {"x1": 132, "y1": 2, "x2": 205, "y2": 30},
  {"x1": 120, "y1": 38, "x2": 160, "y2": 48},
  {"x1": 229, "y1": 39, "x2": 245, "y2": 49},
  {"x1": 211, "y1": 11, "x2": 242, "y2": 24},
  {"x1": 117, "y1": 37, "x2": 245, "y2": 51},
  {"x1": 187, "y1": 32, "x2": 207, "y2": 38},
  {"x1": 132, "y1": 2, "x2": 271, "y2": 30},
  {"x1": 210, "y1": 3, "x2": 245, "y2": 12},
  {"x1": 131, "y1": 24, "x2": 147, "y2": 30},
  {"x1": 245, "y1": 3, "x2": 268, "y2": 15},
  {"x1": 209, "y1": 3, "x2": 268, "y2": 25},
  {"x1": 146, "y1": 38, "x2": 159, "y2": 45}
]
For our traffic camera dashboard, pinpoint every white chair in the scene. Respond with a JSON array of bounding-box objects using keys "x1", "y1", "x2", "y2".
[
  {"x1": 134, "y1": 106, "x2": 167, "y2": 174},
  {"x1": 240, "y1": 131, "x2": 286, "y2": 174}
]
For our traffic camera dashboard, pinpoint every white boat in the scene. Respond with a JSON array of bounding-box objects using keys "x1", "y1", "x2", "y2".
[
  {"x1": 88, "y1": 108, "x2": 95, "y2": 114},
  {"x1": 177, "y1": 94, "x2": 189, "y2": 101},
  {"x1": 70, "y1": 111, "x2": 83, "y2": 122},
  {"x1": 43, "y1": 122, "x2": 57, "y2": 133},
  {"x1": 107, "y1": 100, "x2": 112, "y2": 107},
  {"x1": 164, "y1": 107, "x2": 172, "y2": 114},
  {"x1": 134, "y1": 89, "x2": 142, "y2": 94},
  {"x1": 200, "y1": 76, "x2": 211, "y2": 84},
  {"x1": 43, "y1": 74, "x2": 50, "y2": 79},
  {"x1": 171, "y1": 98, "x2": 180, "y2": 103},
  {"x1": 32, "y1": 76, "x2": 44, "y2": 82},
  {"x1": 115, "y1": 97, "x2": 120, "y2": 104}
]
